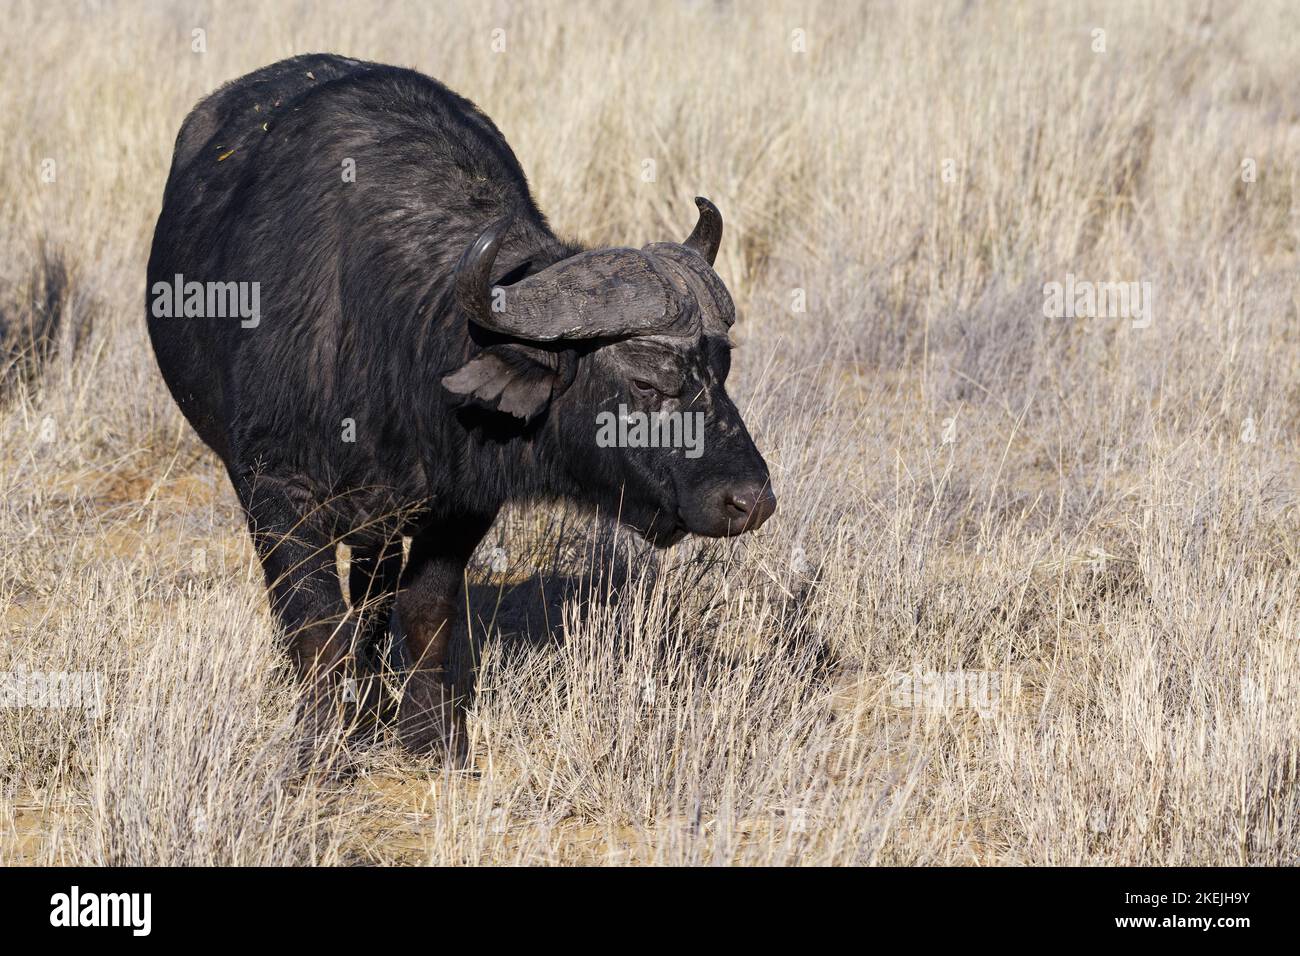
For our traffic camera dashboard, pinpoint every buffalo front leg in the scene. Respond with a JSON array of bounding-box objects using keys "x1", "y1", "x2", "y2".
[
  {"x1": 345, "y1": 540, "x2": 405, "y2": 727},
  {"x1": 395, "y1": 515, "x2": 494, "y2": 765},
  {"x1": 234, "y1": 469, "x2": 359, "y2": 752}
]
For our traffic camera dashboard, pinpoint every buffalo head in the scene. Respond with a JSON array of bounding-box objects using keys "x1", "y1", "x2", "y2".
[{"x1": 444, "y1": 197, "x2": 776, "y2": 546}]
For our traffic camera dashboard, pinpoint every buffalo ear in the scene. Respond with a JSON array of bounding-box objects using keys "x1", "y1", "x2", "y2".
[{"x1": 441, "y1": 344, "x2": 559, "y2": 423}]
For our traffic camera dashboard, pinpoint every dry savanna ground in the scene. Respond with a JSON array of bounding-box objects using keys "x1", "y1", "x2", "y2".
[{"x1": 1, "y1": 0, "x2": 1298, "y2": 865}]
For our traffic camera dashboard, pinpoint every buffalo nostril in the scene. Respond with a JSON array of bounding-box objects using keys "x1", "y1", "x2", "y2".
[
  {"x1": 724, "y1": 492, "x2": 754, "y2": 520},
  {"x1": 721, "y1": 486, "x2": 776, "y2": 532}
]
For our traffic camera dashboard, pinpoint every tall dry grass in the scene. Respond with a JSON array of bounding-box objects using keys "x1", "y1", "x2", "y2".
[{"x1": 1, "y1": 0, "x2": 1297, "y2": 864}]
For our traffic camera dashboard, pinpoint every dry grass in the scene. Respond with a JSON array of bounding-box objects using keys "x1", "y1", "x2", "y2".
[{"x1": 1, "y1": 0, "x2": 1298, "y2": 865}]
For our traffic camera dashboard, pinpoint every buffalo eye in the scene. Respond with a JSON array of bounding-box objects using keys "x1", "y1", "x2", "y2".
[{"x1": 631, "y1": 379, "x2": 657, "y2": 397}]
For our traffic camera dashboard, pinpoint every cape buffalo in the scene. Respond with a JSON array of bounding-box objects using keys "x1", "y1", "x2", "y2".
[{"x1": 146, "y1": 53, "x2": 776, "y2": 762}]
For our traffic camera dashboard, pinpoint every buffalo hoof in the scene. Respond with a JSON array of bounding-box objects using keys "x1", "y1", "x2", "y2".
[
  {"x1": 292, "y1": 668, "x2": 393, "y2": 775},
  {"x1": 397, "y1": 675, "x2": 469, "y2": 768},
  {"x1": 293, "y1": 692, "x2": 354, "y2": 777}
]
